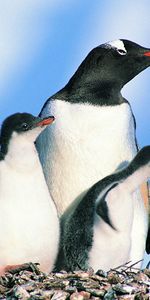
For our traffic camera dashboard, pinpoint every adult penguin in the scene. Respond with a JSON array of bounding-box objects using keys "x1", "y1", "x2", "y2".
[{"x1": 37, "y1": 39, "x2": 150, "y2": 263}]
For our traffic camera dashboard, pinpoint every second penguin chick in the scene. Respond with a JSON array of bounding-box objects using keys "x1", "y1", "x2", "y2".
[
  {"x1": 0, "y1": 113, "x2": 59, "y2": 275},
  {"x1": 56, "y1": 146, "x2": 150, "y2": 272}
]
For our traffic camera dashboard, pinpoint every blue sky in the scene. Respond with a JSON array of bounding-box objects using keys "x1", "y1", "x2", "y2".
[
  {"x1": 0, "y1": 1, "x2": 150, "y2": 265},
  {"x1": 1, "y1": 0, "x2": 150, "y2": 146}
]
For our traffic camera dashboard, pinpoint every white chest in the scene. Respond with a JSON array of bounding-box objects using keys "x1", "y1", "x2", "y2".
[
  {"x1": 37, "y1": 100, "x2": 137, "y2": 215},
  {"x1": 0, "y1": 160, "x2": 59, "y2": 273}
]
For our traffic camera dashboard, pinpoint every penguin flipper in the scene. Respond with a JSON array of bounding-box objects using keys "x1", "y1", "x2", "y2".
[
  {"x1": 96, "y1": 194, "x2": 116, "y2": 230},
  {"x1": 95, "y1": 182, "x2": 118, "y2": 230}
]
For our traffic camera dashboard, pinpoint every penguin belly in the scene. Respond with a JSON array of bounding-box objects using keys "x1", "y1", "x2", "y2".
[
  {"x1": 0, "y1": 162, "x2": 59, "y2": 273},
  {"x1": 38, "y1": 100, "x2": 138, "y2": 214}
]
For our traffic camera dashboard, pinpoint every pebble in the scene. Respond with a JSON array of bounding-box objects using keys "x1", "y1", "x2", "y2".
[
  {"x1": 107, "y1": 272, "x2": 122, "y2": 284},
  {"x1": 13, "y1": 286, "x2": 30, "y2": 299},
  {"x1": 113, "y1": 283, "x2": 138, "y2": 295},
  {"x1": 0, "y1": 262, "x2": 148, "y2": 299},
  {"x1": 70, "y1": 291, "x2": 90, "y2": 300},
  {"x1": 51, "y1": 290, "x2": 70, "y2": 300},
  {"x1": 85, "y1": 288, "x2": 105, "y2": 297},
  {"x1": 104, "y1": 288, "x2": 117, "y2": 299}
]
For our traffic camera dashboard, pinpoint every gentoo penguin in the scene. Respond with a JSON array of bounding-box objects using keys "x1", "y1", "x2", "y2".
[
  {"x1": 37, "y1": 39, "x2": 150, "y2": 264},
  {"x1": 55, "y1": 146, "x2": 150, "y2": 272},
  {"x1": 0, "y1": 113, "x2": 59, "y2": 275}
]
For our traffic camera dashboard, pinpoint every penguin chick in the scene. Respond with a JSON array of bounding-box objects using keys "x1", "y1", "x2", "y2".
[
  {"x1": 56, "y1": 146, "x2": 150, "y2": 272},
  {"x1": 0, "y1": 113, "x2": 59, "y2": 275}
]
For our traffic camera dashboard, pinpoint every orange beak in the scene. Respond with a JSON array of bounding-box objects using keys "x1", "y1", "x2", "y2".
[
  {"x1": 36, "y1": 116, "x2": 55, "y2": 127},
  {"x1": 144, "y1": 51, "x2": 150, "y2": 57}
]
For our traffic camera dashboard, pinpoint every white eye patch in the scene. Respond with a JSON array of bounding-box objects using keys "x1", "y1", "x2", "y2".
[{"x1": 101, "y1": 39, "x2": 127, "y2": 56}]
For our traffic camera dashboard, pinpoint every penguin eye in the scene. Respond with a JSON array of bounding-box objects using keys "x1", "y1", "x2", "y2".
[
  {"x1": 117, "y1": 49, "x2": 127, "y2": 56},
  {"x1": 21, "y1": 123, "x2": 29, "y2": 131}
]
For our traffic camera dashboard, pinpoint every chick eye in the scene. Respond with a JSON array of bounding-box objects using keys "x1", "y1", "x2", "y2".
[
  {"x1": 21, "y1": 123, "x2": 29, "y2": 130},
  {"x1": 117, "y1": 49, "x2": 127, "y2": 56}
]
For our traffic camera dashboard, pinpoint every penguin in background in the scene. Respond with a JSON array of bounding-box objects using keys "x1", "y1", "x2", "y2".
[
  {"x1": 37, "y1": 39, "x2": 150, "y2": 265},
  {"x1": 0, "y1": 113, "x2": 59, "y2": 275},
  {"x1": 55, "y1": 146, "x2": 150, "y2": 272}
]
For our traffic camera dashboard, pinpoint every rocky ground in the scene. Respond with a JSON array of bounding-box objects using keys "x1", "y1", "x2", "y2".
[{"x1": 0, "y1": 262, "x2": 149, "y2": 300}]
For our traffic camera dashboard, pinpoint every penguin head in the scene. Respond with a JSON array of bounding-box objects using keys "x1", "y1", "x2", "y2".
[
  {"x1": 61, "y1": 39, "x2": 150, "y2": 104},
  {"x1": 98, "y1": 39, "x2": 150, "y2": 87},
  {"x1": 0, "y1": 113, "x2": 55, "y2": 156},
  {"x1": 84, "y1": 39, "x2": 150, "y2": 86}
]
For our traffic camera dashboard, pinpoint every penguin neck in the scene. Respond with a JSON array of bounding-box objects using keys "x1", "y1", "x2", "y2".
[
  {"x1": 53, "y1": 73, "x2": 124, "y2": 106},
  {"x1": 4, "y1": 135, "x2": 39, "y2": 172}
]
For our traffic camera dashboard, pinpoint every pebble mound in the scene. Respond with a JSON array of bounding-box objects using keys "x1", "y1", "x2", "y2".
[{"x1": 0, "y1": 262, "x2": 149, "y2": 299}]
